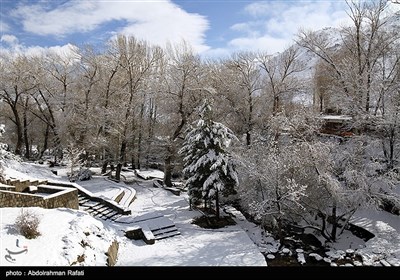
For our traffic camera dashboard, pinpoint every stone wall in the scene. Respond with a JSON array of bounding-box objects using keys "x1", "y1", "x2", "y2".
[
  {"x1": 1, "y1": 178, "x2": 47, "y2": 192},
  {"x1": 0, "y1": 191, "x2": 45, "y2": 208},
  {"x1": 0, "y1": 187, "x2": 79, "y2": 210},
  {"x1": 44, "y1": 189, "x2": 79, "y2": 209}
]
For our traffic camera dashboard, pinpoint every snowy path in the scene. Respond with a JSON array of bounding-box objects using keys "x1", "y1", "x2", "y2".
[
  {"x1": 76, "y1": 176, "x2": 121, "y2": 199},
  {"x1": 77, "y1": 176, "x2": 136, "y2": 208},
  {"x1": 115, "y1": 182, "x2": 267, "y2": 266}
]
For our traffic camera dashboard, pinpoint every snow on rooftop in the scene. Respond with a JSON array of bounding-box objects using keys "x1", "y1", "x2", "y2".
[{"x1": 319, "y1": 115, "x2": 353, "y2": 121}]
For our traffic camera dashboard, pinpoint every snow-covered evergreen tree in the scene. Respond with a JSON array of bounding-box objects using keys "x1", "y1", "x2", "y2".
[{"x1": 179, "y1": 101, "x2": 238, "y2": 218}]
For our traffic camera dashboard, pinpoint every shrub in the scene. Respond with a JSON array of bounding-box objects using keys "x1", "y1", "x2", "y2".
[{"x1": 15, "y1": 209, "x2": 41, "y2": 239}]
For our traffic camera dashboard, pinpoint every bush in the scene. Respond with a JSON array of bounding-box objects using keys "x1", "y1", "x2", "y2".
[
  {"x1": 15, "y1": 209, "x2": 41, "y2": 239},
  {"x1": 69, "y1": 168, "x2": 92, "y2": 182}
]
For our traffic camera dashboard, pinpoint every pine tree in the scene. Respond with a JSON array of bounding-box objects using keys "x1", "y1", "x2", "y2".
[{"x1": 179, "y1": 101, "x2": 238, "y2": 219}]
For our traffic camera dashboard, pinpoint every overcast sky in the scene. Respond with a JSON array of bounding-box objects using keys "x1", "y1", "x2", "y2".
[{"x1": 0, "y1": 0, "x2": 397, "y2": 58}]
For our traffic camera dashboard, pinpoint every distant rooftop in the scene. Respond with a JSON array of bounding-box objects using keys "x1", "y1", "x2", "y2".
[{"x1": 319, "y1": 115, "x2": 353, "y2": 123}]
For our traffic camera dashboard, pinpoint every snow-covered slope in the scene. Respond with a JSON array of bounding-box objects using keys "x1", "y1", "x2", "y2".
[{"x1": 0, "y1": 207, "x2": 119, "y2": 266}]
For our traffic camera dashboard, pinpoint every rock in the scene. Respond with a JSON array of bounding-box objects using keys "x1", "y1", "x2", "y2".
[
  {"x1": 346, "y1": 249, "x2": 355, "y2": 254},
  {"x1": 309, "y1": 253, "x2": 323, "y2": 261},
  {"x1": 266, "y1": 254, "x2": 276, "y2": 260},
  {"x1": 380, "y1": 260, "x2": 391, "y2": 267},
  {"x1": 264, "y1": 236, "x2": 275, "y2": 243},
  {"x1": 106, "y1": 240, "x2": 119, "y2": 266},
  {"x1": 336, "y1": 250, "x2": 345, "y2": 255},
  {"x1": 70, "y1": 169, "x2": 92, "y2": 182},
  {"x1": 297, "y1": 253, "x2": 306, "y2": 265},
  {"x1": 323, "y1": 257, "x2": 332, "y2": 263},
  {"x1": 77, "y1": 169, "x2": 92, "y2": 181},
  {"x1": 281, "y1": 248, "x2": 291, "y2": 254},
  {"x1": 269, "y1": 248, "x2": 278, "y2": 254}
]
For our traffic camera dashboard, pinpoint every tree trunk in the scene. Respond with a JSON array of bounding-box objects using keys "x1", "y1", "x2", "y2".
[
  {"x1": 389, "y1": 125, "x2": 395, "y2": 169},
  {"x1": 51, "y1": 126, "x2": 62, "y2": 164},
  {"x1": 247, "y1": 90, "x2": 253, "y2": 146},
  {"x1": 277, "y1": 217, "x2": 284, "y2": 245},
  {"x1": 330, "y1": 203, "x2": 337, "y2": 242},
  {"x1": 115, "y1": 163, "x2": 122, "y2": 182},
  {"x1": 273, "y1": 95, "x2": 280, "y2": 116},
  {"x1": 246, "y1": 131, "x2": 251, "y2": 147},
  {"x1": 319, "y1": 94, "x2": 324, "y2": 113},
  {"x1": 23, "y1": 98, "x2": 30, "y2": 159},
  {"x1": 116, "y1": 139, "x2": 127, "y2": 181},
  {"x1": 39, "y1": 124, "x2": 50, "y2": 159},
  {"x1": 136, "y1": 102, "x2": 144, "y2": 169},
  {"x1": 12, "y1": 107, "x2": 23, "y2": 156},
  {"x1": 101, "y1": 160, "x2": 108, "y2": 174},
  {"x1": 145, "y1": 100, "x2": 156, "y2": 168},
  {"x1": 164, "y1": 148, "x2": 173, "y2": 187},
  {"x1": 317, "y1": 212, "x2": 331, "y2": 242},
  {"x1": 131, "y1": 155, "x2": 136, "y2": 170},
  {"x1": 215, "y1": 188, "x2": 220, "y2": 219}
]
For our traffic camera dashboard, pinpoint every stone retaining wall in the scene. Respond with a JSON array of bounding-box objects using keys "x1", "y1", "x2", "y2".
[{"x1": 0, "y1": 187, "x2": 79, "y2": 209}]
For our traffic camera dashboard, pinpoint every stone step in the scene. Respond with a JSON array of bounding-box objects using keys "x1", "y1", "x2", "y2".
[
  {"x1": 81, "y1": 200, "x2": 98, "y2": 207},
  {"x1": 90, "y1": 203, "x2": 106, "y2": 211},
  {"x1": 109, "y1": 213, "x2": 123, "y2": 221},
  {"x1": 154, "y1": 230, "x2": 180, "y2": 240},
  {"x1": 153, "y1": 228, "x2": 179, "y2": 238},
  {"x1": 96, "y1": 205, "x2": 111, "y2": 213},
  {"x1": 152, "y1": 225, "x2": 177, "y2": 235},
  {"x1": 98, "y1": 209, "x2": 118, "y2": 219},
  {"x1": 100, "y1": 208, "x2": 115, "y2": 217},
  {"x1": 79, "y1": 198, "x2": 90, "y2": 205}
]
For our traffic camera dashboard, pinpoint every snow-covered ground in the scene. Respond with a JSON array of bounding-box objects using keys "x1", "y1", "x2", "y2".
[
  {"x1": 0, "y1": 162, "x2": 267, "y2": 266},
  {"x1": 350, "y1": 209, "x2": 400, "y2": 266},
  {"x1": 1, "y1": 160, "x2": 399, "y2": 266},
  {"x1": 0, "y1": 207, "x2": 116, "y2": 266}
]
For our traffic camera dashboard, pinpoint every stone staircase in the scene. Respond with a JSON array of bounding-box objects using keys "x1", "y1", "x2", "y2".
[
  {"x1": 78, "y1": 193, "x2": 124, "y2": 221},
  {"x1": 119, "y1": 212, "x2": 180, "y2": 243},
  {"x1": 79, "y1": 192, "x2": 180, "y2": 243},
  {"x1": 152, "y1": 225, "x2": 181, "y2": 240},
  {"x1": 141, "y1": 215, "x2": 181, "y2": 241}
]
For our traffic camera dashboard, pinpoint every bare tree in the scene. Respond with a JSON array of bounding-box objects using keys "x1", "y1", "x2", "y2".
[
  {"x1": 0, "y1": 55, "x2": 36, "y2": 156},
  {"x1": 258, "y1": 46, "x2": 306, "y2": 117},
  {"x1": 222, "y1": 52, "x2": 262, "y2": 146},
  {"x1": 159, "y1": 41, "x2": 206, "y2": 187},
  {"x1": 109, "y1": 35, "x2": 162, "y2": 181},
  {"x1": 298, "y1": 0, "x2": 396, "y2": 118}
]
